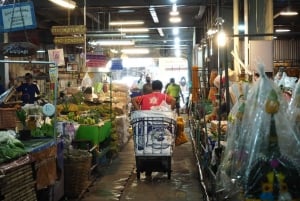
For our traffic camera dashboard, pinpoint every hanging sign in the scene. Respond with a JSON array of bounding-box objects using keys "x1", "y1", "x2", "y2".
[
  {"x1": 0, "y1": 2, "x2": 37, "y2": 33},
  {"x1": 51, "y1": 25, "x2": 86, "y2": 36},
  {"x1": 1, "y1": 41, "x2": 38, "y2": 57},
  {"x1": 53, "y1": 36, "x2": 85, "y2": 44},
  {"x1": 86, "y1": 53, "x2": 108, "y2": 68},
  {"x1": 48, "y1": 49, "x2": 65, "y2": 66}
]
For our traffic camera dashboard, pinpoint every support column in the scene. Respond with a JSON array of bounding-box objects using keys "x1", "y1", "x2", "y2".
[
  {"x1": 233, "y1": 0, "x2": 240, "y2": 74},
  {"x1": 248, "y1": 0, "x2": 273, "y2": 73},
  {"x1": 248, "y1": 0, "x2": 273, "y2": 40}
]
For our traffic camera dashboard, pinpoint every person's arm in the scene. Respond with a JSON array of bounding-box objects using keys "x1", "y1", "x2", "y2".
[
  {"x1": 131, "y1": 96, "x2": 141, "y2": 110},
  {"x1": 35, "y1": 85, "x2": 40, "y2": 95},
  {"x1": 180, "y1": 88, "x2": 184, "y2": 103},
  {"x1": 166, "y1": 95, "x2": 176, "y2": 110},
  {"x1": 165, "y1": 85, "x2": 170, "y2": 95}
]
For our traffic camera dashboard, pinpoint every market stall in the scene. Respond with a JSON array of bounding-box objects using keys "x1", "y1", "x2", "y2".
[{"x1": 0, "y1": 59, "x2": 61, "y2": 201}]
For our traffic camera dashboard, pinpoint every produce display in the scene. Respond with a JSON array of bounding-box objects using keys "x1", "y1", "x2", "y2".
[
  {"x1": 0, "y1": 131, "x2": 26, "y2": 163},
  {"x1": 30, "y1": 122, "x2": 55, "y2": 137}
]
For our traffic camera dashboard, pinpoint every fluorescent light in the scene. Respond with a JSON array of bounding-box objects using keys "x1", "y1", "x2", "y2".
[
  {"x1": 149, "y1": 6, "x2": 159, "y2": 23},
  {"x1": 109, "y1": 21, "x2": 144, "y2": 26},
  {"x1": 275, "y1": 29, "x2": 291, "y2": 32},
  {"x1": 36, "y1": 49, "x2": 45, "y2": 53},
  {"x1": 169, "y1": 16, "x2": 181, "y2": 23},
  {"x1": 48, "y1": 0, "x2": 76, "y2": 9},
  {"x1": 280, "y1": 11, "x2": 298, "y2": 16},
  {"x1": 89, "y1": 40, "x2": 134, "y2": 46},
  {"x1": 157, "y1": 28, "x2": 164, "y2": 37},
  {"x1": 118, "y1": 28, "x2": 149, "y2": 33},
  {"x1": 124, "y1": 34, "x2": 149, "y2": 38},
  {"x1": 86, "y1": 33, "x2": 126, "y2": 37},
  {"x1": 121, "y1": 48, "x2": 150, "y2": 54},
  {"x1": 170, "y1": 4, "x2": 179, "y2": 16},
  {"x1": 170, "y1": 10, "x2": 179, "y2": 16}
]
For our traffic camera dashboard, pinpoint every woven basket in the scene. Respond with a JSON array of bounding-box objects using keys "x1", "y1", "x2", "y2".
[
  {"x1": 0, "y1": 108, "x2": 17, "y2": 129},
  {"x1": 64, "y1": 149, "x2": 92, "y2": 198}
]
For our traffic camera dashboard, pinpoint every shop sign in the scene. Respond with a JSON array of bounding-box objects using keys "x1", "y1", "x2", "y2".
[
  {"x1": 54, "y1": 36, "x2": 85, "y2": 44},
  {"x1": 0, "y1": 2, "x2": 37, "y2": 32},
  {"x1": 86, "y1": 53, "x2": 108, "y2": 68},
  {"x1": 51, "y1": 25, "x2": 86, "y2": 36},
  {"x1": 1, "y1": 41, "x2": 38, "y2": 57}
]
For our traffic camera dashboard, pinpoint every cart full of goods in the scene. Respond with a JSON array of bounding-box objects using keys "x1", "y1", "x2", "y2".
[{"x1": 130, "y1": 110, "x2": 177, "y2": 179}]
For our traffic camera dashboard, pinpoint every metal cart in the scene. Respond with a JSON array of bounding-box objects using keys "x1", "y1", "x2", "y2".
[{"x1": 130, "y1": 111, "x2": 177, "y2": 179}]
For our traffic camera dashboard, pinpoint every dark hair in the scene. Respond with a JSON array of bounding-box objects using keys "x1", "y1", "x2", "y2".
[
  {"x1": 170, "y1": 78, "x2": 175, "y2": 83},
  {"x1": 25, "y1": 73, "x2": 33, "y2": 79},
  {"x1": 152, "y1": 80, "x2": 163, "y2": 91}
]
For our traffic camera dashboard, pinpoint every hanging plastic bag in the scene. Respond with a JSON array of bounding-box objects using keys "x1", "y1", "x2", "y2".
[
  {"x1": 216, "y1": 64, "x2": 300, "y2": 200},
  {"x1": 81, "y1": 72, "x2": 92, "y2": 88},
  {"x1": 287, "y1": 79, "x2": 300, "y2": 135}
]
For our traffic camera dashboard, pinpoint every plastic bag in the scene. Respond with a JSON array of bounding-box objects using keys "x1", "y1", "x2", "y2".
[
  {"x1": 175, "y1": 117, "x2": 188, "y2": 146},
  {"x1": 81, "y1": 72, "x2": 92, "y2": 88},
  {"x1": 287, "y1": 79, "x2": 300, "y2": 135},
  {"x1": 216, "y1": 64, "x2": 300, "y2": 200}
]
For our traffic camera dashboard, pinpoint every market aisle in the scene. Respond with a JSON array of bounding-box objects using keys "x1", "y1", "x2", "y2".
[{"x1": 79, "y1": 115, "x2": 204, "y2": 201}]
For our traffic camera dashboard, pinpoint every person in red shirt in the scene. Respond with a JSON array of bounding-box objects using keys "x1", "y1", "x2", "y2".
[{"x1": 131, "y1": 80, "x2": 175, "y2": 111}]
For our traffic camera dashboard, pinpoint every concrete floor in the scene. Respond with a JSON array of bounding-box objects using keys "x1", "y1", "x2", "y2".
[{"x1": 76, "y1": 120, "x2": 204, "y2": 201}]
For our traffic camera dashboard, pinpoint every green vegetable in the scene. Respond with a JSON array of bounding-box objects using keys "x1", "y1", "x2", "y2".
[{"x1": 16, "y1": 109, "x2": 27, "y2": 128}]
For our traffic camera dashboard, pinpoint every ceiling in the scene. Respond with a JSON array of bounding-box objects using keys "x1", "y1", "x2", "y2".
[{"x1": 6, "y1": 0, "x2": 300, "y2": 58}]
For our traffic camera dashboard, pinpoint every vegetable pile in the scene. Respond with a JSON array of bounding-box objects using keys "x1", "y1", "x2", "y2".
[{"x1": 0, "y1": 131, "x2": 26, "y2": 163}]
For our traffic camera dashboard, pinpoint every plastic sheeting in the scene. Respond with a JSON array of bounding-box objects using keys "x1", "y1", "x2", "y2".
[
  {"x1": 216, "y1": 65, "x2": 300, "y2": 200},
  {"x1": 287, "y1": 79, "x2": 300, "y2": 135}
]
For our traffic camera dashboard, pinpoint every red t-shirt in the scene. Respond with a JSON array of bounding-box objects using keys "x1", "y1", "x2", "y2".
[{"x1": 134, "y1": 92, "x2": 173, "y2": 110}]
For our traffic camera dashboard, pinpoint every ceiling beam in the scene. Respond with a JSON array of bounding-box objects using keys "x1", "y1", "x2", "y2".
[{"x1": 79, "y1": 0, "x2": 209, "y2": 8}]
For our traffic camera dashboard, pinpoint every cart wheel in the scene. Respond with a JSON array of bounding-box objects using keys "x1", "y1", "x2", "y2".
[
  {"x1": 167, "y1": 171, "x2": 171, "y2": 179},
  {"x1": 137, "y1": 171, "x2": 141, "y2": 180}
]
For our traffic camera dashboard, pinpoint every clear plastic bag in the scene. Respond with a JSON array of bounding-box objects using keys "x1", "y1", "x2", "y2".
[
  {"x1": 287, "y1": 79, "x2": 300, "y2": 135},
  {"x1": 216, "y1": 64, "x2": 300, "y2": 200}
]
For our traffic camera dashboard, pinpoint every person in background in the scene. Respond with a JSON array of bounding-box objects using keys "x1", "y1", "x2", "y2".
[
  {"x1": 163, "y1": 78, "x2": 172, "y2": 93},
  {"x1": 130, "y1": 74, "x2": 144, "y2": 97},
  {"x1": 142, "y1": 75, "x2": 152, "y2": 94},
  {"x1": 166, "y1": 78, "x2": 185, "y2": 115},
  {"x1": 16, "y1": 73, "x2": 40, "y2": 104}
]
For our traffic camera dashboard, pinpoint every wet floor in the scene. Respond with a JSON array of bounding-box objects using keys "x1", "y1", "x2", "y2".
[{"x1": 77, "y1": 124, "x2": 204, "y2": 201}]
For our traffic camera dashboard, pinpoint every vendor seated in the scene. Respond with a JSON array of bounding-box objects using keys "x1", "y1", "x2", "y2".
[{"x1": 16, "y1": 73, "x2": 40, "y2": 104}]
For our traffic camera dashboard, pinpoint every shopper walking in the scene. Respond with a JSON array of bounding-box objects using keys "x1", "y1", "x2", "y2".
[
  {"x1": 142, "y1": 75, "x2": 152, "y2": 94},
  {"x1": 166, "y1": 78, "x2": 184, "y2": 115}
]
